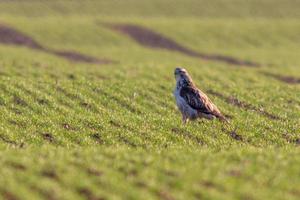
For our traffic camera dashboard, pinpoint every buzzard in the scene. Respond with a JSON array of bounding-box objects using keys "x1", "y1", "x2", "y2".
[{"x1": 173, "y1": 67, "x2": 228, "y2": 124}]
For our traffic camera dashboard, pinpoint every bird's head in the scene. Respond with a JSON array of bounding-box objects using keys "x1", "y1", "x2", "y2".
[{"x1": 174, "y1": 67, "x2": 193, "y2": 86}]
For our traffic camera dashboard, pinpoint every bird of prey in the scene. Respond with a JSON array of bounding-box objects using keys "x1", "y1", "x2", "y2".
[{"x1": 173, "y1": 67, "x2": 228, "y2": 124}]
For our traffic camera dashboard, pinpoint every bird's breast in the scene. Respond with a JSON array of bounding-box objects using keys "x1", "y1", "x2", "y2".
[
  {"x1": 174, "y1": 87, "x2": 198, "y2": 119},
  {"x1": 174, "y1": 88, "x2": 185, "y2": 110}
]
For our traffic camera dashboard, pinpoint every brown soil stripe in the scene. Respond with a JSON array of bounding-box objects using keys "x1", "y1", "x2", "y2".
[
  {"x1": 89, "y1": 133, "x2": 104, "y2": 144},
  {"x1": 200, "y1": 181, "x2": 226, "y2": 192},
  {"x1": 0, "y1": 134, "x2": 17, "y2": 145},
  {"x1": 207, "y1": 90, "x2": 282, "y2": 120},
  {"x1": 78, "y1": 188, "x2": 105, "y2": 200},
  {"x1": 1, "y1": 190, "x2": 19, "y2": 200},
  {"x1": 282, "y1": 133, "x2": 300, "y2": 146},
  {"x1": 221, "y1": 127, "x2": 244, "y2": 141},
  {"x1": 41, "y1": 169, "x2": 59, "y2": 180},
  {"x1": 49, "y1": 49, "x2": 112, "y2": 64},
  {"x1": 262, "y1": 72, "x2": 300, "y2": 84},
  {"x1": 0, "y1": 24, "x2": 44, "y2": 50},
  {"x1": 0, "y1": 24, "x2": 113, "y2": 64},
  {"x1": 105, "y1": 23, "x2": 259, "y2": 67},
  {"x1": 41, "y1": 132, "x2": 55, "y2": 143},
  {"x1": 229, "y1": 130, "x2": 243, "y2": 141}
]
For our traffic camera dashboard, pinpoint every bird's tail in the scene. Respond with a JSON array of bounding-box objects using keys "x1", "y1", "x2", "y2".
[{"x1": 218, "y1": 114, "x2": 230, "y2": 125}]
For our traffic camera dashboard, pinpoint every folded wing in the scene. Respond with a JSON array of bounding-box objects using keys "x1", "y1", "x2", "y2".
[{"x1": 180, "y1": 86, "x2": 224, "y2": 119}]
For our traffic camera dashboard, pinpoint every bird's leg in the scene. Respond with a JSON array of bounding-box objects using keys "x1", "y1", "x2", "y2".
[
  {"x1": 198, "y1": 118, "x2": 204, "y2": 124},
  {"x1": 182, "y1": 115, "x2": 188, "y2": 124}
]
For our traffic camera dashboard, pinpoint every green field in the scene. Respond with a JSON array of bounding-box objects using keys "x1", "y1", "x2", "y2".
[{"x1": 0, "y1": 0, "x2": 299, "y2": 199}]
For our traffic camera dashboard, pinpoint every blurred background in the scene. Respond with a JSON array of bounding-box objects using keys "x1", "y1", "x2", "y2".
[{"x1": 0, "y1": 0, "x2": 299, "y2": 68}]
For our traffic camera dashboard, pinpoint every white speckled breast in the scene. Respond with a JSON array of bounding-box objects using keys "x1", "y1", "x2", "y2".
[{"x1": 174, "y1": 87, "x2": 198, "y2": 119}]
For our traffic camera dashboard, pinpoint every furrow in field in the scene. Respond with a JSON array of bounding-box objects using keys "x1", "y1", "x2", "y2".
[
  {"x1": 105, "y1": 23, "x2": 260, "y2": 67},
  {"x1": 262, "y1": 72, "x2": 300, "y2": 84},
  {"x1": 0, "y1": 24, "x2": 113, "y2": 64},
  {"x1": 207, "y1": 89, "x2": 282, "y2": 120}
]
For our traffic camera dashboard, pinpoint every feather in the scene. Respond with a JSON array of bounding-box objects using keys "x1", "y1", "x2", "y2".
[
  {"x1": 174, "y1": 67, "x2": 229, "y2": 124},
  {"x1": 179, "y1": 86, "x2": 226, "y2": 121}
]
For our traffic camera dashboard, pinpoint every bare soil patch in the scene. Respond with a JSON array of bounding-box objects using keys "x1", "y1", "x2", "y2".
[
  {"x1": 263, "y1": 72, "x2": 300, "y2": 84},
  {"x1": 105, "y1": 23, "x2": 259, "y2": 67},
  {"x1": 13, "y1": 95, "x2": 28, "y2": 107},
  {"x1": 37, "y1": 98, "x2": 50, "y2": 105},
  {"x1": 0, "y1": 24, "x2": 43, "y2": 50},
  {"x1": 0, "y1": 24, "x2": 112, "y2": 64},
  {"x1": 291, "y1": 189, "x2": 300, "y2": 197},
  {"x1": 230, "y1": 131, "x2": 243, "y2": 141},
  {"x1": 78, "y1": 188, "x2": 105, "y2": 200},
  {"x1": 1, "y1": 191, "x2": 18, "y2": 200},
  {"x1": 207, "y1": 90, "x2": 282, "y2": 120},
  {"x1": 50, "y1": 50, "x2": 112, "y2": 64},
  {"x1": 90, "y1": 133, "x2": 103, "y2": 144},
  {"x1": 41, "y1": 169, "x2": 59, "y2": 180},
  {"x1": 62, "y1": 123, "x2": 71, "y2": 130},
  {"x1": 41, "y1": 132, "x2": 55, "y2": 143}
]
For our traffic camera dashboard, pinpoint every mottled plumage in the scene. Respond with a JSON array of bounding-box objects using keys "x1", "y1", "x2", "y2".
[{"x1": 173, "y1": 67, "x2": 227, "y2": 123}]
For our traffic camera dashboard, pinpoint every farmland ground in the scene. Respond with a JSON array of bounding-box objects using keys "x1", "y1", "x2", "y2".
[{"x1": 0, "y1": 0, "x2": 299, "y2": 199}]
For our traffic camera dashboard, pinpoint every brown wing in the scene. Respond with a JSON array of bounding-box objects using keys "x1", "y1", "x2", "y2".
[{"x1": 180, "y1": 86, "x2": 225, "y2": 119}]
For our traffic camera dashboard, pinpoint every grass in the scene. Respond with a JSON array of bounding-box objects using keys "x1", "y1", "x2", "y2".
[
  {"x1": 0, "y1": 0, "x2": 299, "y2": 199},
  {"x1": 1, "y1": 147, "x2": 300, "y2": 200}
]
